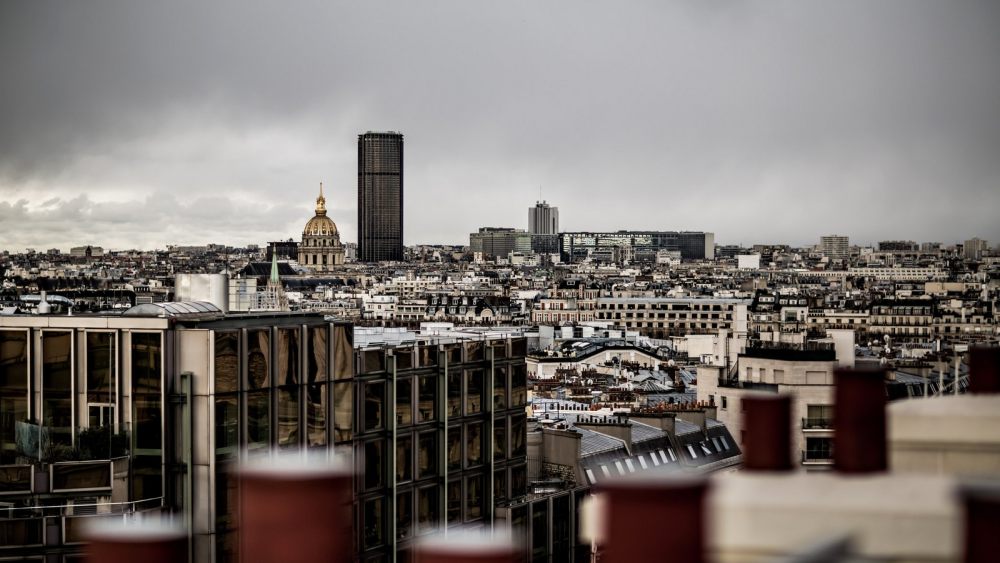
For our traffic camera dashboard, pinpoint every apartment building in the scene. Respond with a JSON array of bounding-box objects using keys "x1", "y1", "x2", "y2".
[{"x1": 594, "y1": 297, "x2": 749, "y2": 338}]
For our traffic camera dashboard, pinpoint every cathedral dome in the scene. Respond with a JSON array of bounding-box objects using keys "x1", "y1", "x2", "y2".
[{"x1": 302, "y1": 184, "x2": 339, "y2": 236}]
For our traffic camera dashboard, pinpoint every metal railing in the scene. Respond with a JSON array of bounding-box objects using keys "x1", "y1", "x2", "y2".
[
  {"x1": 801, "y1": 450, "x2": 833, "y2": 464},
  {"x1": 801, "y1": 417, "x2": 833, "y2": 430},
  {"x1": 0, "y1": 497, "x2": 163, "y2": 519}
]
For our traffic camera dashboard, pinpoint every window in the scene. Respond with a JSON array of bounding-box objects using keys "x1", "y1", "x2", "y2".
[
  {"x1": 0, "y1": 331, "x2": 28, "y2": 462},
  {"x1": 363, "y1": 382, "x2": 385, "y2": 431},
  {"x1": 332, "y1": 382, "x2": 351, "y2": 443},
  {"x1": 585, "y1": 469, "x2": 596, "y2": 483},
  {"x1": 308, "y1": 325, "x2": 329, "y2": 382},
  {"x1": 637, "y1": 456, "x2": 648, "y2": 469},
  {"x1": 447, "y1": 480, "x2": 462, "y2": 523},
  {"x1": 418, "y1": 432, "x2": 437, "y2": 479},
  {"x1": 397, "y1": 435, "x2": 413, "y2": 482},
  {"x1": 465, "y1": 369, "x2": 483, "y2": 415},
  {"x1": 721, "y1": 396, "x2": 728, "y2": 410},
  {"x1": 447, "y1": 372, "x2": 462, "y2": 417},
  {"x1": 466, "y1": 473, "x2": 484, "y2": 521},
  {"x1": 214, "y1": 331, "x2": 239, "y2": 393},
  {"x1": 247, "y1": 330, "x2": 270, "y2": 389},
  {"x1": 417, "y1": 376, "x2": 436, "y2": 423},
  {"x1": 511, "y1": 364, "x2": 527, "y2": 407},
  {"x1": 494, "y1": 421, "x2": 507, "y2": 460},
  {"x1": 277, "y1": 386, "x2": 299, "y2": 448},
  {"x1": 363, "y1": 497, "x2": 384, "y2": 550},
  {"x1": 510, "y1": 415, "x2": 526, "y2": 457},
  {"x1": 364, "y1": 440, "x2": 384, "y2": 490},
  {"x1": 417, "y1": 485, "x2": 439, "y2": 533},
  {"x1": 396, "y1": 378, "x2": 412, "y2": 426},
  {"x1": 276, "y1": 328, "x2": 299, "y2": 385},
  {"x1": 494, "y1": 367, "x2": 508, "y2": 410},
  {"x1": 804, "y1": 437, "x2": 833, "y2": 461},
  {"x1": 42, "y1": 331, "x2": 73, "y2": 448},
  {"x1": 466, "y1": 422, "x2": 483, "y2": 467},
  {"x1": 447, "y1": 427, "x2": 461, "y2": 471},
  {"x1": 624, "y1": 459, "x2": 635, "y2": 473}
]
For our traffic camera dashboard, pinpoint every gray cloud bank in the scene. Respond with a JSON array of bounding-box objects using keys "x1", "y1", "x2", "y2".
[{"x1": 1, "y1": 0, "x2": 998, "y2": 251}]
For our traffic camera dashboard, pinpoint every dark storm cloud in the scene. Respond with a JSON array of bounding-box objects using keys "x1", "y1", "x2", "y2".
[{"x1": 1, "y1": 0, "x2": 998, "y2": 250}]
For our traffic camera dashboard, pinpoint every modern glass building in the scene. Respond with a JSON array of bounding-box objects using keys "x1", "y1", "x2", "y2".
[
  {"x1": 0, "y1": 305, "x2": 529, "y2": 563},
  {"x1": 358, "y1": 132, "x2": 404, "y2": 262}
]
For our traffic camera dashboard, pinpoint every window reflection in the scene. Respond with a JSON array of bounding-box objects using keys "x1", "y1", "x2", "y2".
[
  {"x1": 447, "y1": 372, "x2": 461, "y2": 417},
  {"x1": 494, "y1": 469, "x2": 507, "y2": 502},
  {"x1": 215, "y1": 395, "x2": 239, "y2": 454},
  {"x1": 417, "y1": 432, "x2": 436, "y2": 479},
  {"x1": 247, "y1": 390, "x2": 269, "y2": 449},
  {"x1": 364, "y1": 440, "x2": 384, "y2": 490},
  {"x1": 396, "y1": 434, "x2": 412, "y2": 482},
  {"x1": 277, "y1": 386, "x2": 299, "y2": 448},
  {"x1": 364, "y1": 382, "x2": 385, "y2": 431},
  {"x1": 0, "y1": 330, "x2": 29, "y2": 463},
  {"x1": 494, "y1": 421, "x2": 506, "y2": 460},
  {"x1": 308, "y1": 383, "x2": 328, "y2": 447},
  {"x1": 247, "y1": 330, "x2": 270, "y2": 389},
  {"x1": 447, "y1": 427, "x2": 461, "y2": 471},
  {"x1": 511, "y1": 415, "x2": 526, "y2": 457},
  {"x1": 276, "y1": 328, "x2": 299, "y2": 385},
  {"x1": 396, "y1": 378, "x2": 412, "y2": 426},
  {"x1": 511, "y1": 364, "x2": 527, "y2": 407},
  {"x1": 132, "y1": 332, "x2": 162, "y2": 452},
  {"x1": 417, "y1": 486, "x2": 439, "y2": 533},
  {"x1": 214, "y1": 331, "x2": 239, "y2": 393},
  {"x1": 466, "y1": 422, "x2": 482, "y2": 467},
  {"x1": 332, "y1": 382, "x2": 352, "y2": 443},
  {"x1": 493, "y1": 367, "x2": 507, "y2": 410},
  {"x1": 417, "y1": 376, "x2": 436, "y2": 423},
  {"x1": 308, "y1": 326, "x2": 329, "y2": 383},
  {"x1": 42, "y1": 331, "x2": 73, "y2": 448},
  {"x1": 465, "y1": 473, "x2": 483, "y2": 521},
  {"x1": 363, "y1": 497, "x2": 384, "y2": 550},
  {"x1": 397, "y1": 490, "x2": 412, "y2": 540},
  {"x1": 333, "y1": 325, "x2": 353, "y2": 380},
  {"x1": 465, "y1": 370, "x2": 482, "y2": 415},
  {"x1": 447, "y1": 480, "x2": 461, "y2": 524}
]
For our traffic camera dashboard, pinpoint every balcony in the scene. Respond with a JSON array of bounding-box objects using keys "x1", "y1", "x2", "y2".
[
  {"x1": 801, "y1": 449, "x2": 834, "y2": 465},
  {"x1": 801, "y1": 418, "x2": 833, "y2": 430}
]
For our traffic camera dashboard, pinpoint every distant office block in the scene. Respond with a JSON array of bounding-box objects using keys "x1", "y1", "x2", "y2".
[
  {"x1": 470, "y1": 227, "x2": 532, "y2": 258},
  {"x1": 820, "y1": 235, "x2": 849, "y2": 260},
  {"x1": 528, "y1": 201, "x2": 559, "y2": 235},
  {"x1": 559, "y1": 231, "x2": 714, "y2": 262},
  {"x1": 964, "y1": 238, "x2": 989, "y2": 261},
  {"x1": 358, "y1": 131, "x2": 404, "y2": 262}
]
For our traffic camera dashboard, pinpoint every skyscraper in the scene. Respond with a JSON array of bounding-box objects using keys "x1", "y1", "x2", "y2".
[
  {"x1": 528, "y1": 200, "x2": 559, "y2": 235},
  {"x1": 358, "y1": 131, "x2": 404, "y2": 262}
]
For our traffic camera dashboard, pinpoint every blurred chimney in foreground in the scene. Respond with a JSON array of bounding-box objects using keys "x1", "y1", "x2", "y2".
[
  {"x1": 959, "y1": 480, "x2": 1000, "y2": 563},
  {"x1": 742, "y1": 395, "x2": 793, "y2": 471},
  {"x1": 414, "y1": 530, "x2": 519, "y2": 563},
  {"x1": 834, "y1": 367, "x2": 887, "y2": 474},
  {"x1": 84, "y1": 520, "x2": 186, "y2": 563},
  {"x1": 240, "y1": 458, "x2": 353, "y2": 563},
  {"x1": 598, "y1": 474, "x2": 709, "y2": 563},
  {"x1": 968, "y1": 346, "x2": 1000, "y2": 394}
]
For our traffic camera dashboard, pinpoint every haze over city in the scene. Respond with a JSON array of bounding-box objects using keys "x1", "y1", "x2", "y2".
[{"x1": 2, "y1": 0, "x2": 999, "y2": 251}]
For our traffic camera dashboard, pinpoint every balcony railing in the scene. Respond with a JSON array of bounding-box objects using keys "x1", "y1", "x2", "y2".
[
  {"x1": 801, "y1": 418, "x2": 833, "y2": 430},
  {"x1": 801, "y1": 450, "x2": 834, "y2": 464}
]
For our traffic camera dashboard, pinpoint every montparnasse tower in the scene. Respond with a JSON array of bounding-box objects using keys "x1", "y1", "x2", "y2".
[{"x1": 297, "y1": 183, "x2": 345, "y2": 271}]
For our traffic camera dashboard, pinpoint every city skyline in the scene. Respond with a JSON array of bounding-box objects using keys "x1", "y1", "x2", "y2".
[{"x1": 1, "y1": 1, "x2": 999, "y2": 251}]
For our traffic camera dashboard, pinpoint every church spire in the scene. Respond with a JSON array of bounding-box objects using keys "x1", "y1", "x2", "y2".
[{"x1": 315, "y1": 182, "x2": 327, "y2": 215}]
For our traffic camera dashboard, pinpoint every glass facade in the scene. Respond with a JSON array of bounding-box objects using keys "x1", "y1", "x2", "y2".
[
  {"x1": 130, "y1": 332, "x2": 162, "y2": 500},
  {"x1": 42, "y1": 331, "x2": 73, "y2": 448},
  {"x1": 0, "y1": 330, "x2": 28, "y2": 463}
]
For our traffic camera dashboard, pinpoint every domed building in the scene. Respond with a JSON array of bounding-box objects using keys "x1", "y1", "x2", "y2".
[{"x1": 298, "y1": 184, "x2": 344, "y2": 271}]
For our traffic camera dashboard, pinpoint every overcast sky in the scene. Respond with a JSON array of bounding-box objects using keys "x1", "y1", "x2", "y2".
[{"x1": 1, "y1": 1, "x2": 998, "y2": 251}]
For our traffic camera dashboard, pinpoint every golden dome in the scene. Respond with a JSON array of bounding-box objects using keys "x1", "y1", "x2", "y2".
[{"x1": 303, "y1": 183, "x2": 339, "y2": 236}]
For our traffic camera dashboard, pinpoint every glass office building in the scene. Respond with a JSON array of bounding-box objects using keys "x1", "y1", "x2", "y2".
[{"x1": 0, "y1": 306, "x2": 529, "y2": 563}]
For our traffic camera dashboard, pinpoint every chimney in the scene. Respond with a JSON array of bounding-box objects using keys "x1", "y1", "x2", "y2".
[
  {"x1": 598, "y1": 474, "x2": 709, "y2": 563},
  {"x1": 240, "y1": 459, "x2": 353, "y2": 563},
  {"x1": 959, "y1": 480, "x2": 1000, "y2": 563},
  {"x1": 968, "y1": 346, "x2": 1000, "y2": 394},
  {"x1": 742, "y1": 395, "x2": 792, "y2": 471},
  {"x1": 414, "y1": 531, "x2": 518, "y2": 563},
  {"x1": 84, "y1": 521, "x2": 186, "y2": 563},
  {"x1": 834, "y1": 367, "x2": 887, "y2": 474}
]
